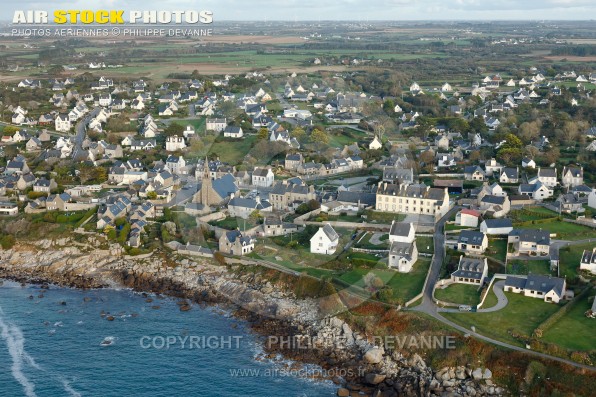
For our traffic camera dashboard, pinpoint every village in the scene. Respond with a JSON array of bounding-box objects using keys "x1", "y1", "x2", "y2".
[{"x1": 0, "y1": 60, "x2": 595, "y2": 367}]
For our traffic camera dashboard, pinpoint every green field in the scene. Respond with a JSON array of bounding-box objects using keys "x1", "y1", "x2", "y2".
[
  {"x1": 444, "y1": 292, "x2": 561, "y2": 347},
  {"x1": 532, "y1": 221, "x2": 596, "y2": 241},
  {"x1": 486, "y1": 239, "x2": 508, "y2": 263},
  {"x1": 507, "y1": 260, "x2": 552, "y2": 276},
  {"x1": 208, "y1": 135, "x2": 257, "y2": 165},
  {"x1": 434, "y1": 283, "x2": 482, "y2": 306},
  {"x1": 338, "y1": 258, "x2": 431, "y2": 304},
  {"x1": 210, "y1": 216, "x2": 258, "y2": 231},
  {"x1": 416, "y1": 236, "x2": 434, "y2": 254},
  {"x1": 541, "y1": 296, "x2": 596, "y2": 351}
]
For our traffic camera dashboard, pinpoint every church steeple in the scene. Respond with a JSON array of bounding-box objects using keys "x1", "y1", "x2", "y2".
[{"x1": 203, "y1": 156, "x2": 210, "y2": 180}]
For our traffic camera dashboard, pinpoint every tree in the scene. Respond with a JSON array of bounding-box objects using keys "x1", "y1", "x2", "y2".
[
  {"x1": 382, "y1": 99, "x2": 395, "y2": 114},
  {"x1": 147, "y1": 191, "x2": 157, "y2": 200},
  {"x1": 164, "y1": 123, "x2": 184, "y2": 137},
  {"x1": 544, "y1": 147, "x2": 560, "y2": 165},
  {"x1": 249, "y1": 210, "x2": 263, "y2": 224},
  {"x1": 310, "y1": 128, "x2": 329, "y2": 148},
  {"x1": 469, "y1": 116, "x2": 488, "y2": 134},
  {"x1": 257, "y1": 127, "x2": 268, "y2": 140},
  {"x1": 292, "y1": 127, "x2": 306, "y2": 143},
  {"x1": 518, "y1": 121, "x2": 541, "y2": 144}
]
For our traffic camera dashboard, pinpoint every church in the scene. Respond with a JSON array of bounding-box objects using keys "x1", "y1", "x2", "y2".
[{"x1": 191, "y1": 158, "x2": 239, "y2": 208}]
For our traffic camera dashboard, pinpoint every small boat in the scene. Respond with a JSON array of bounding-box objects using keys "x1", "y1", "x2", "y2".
[{"x1": 100, "y1": 337, "x2": 115, "y2": 347}]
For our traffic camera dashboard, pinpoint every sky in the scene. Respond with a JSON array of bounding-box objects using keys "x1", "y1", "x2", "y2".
[{"x1": 2, "y1": 0, "x2": 596, "y2": 21}]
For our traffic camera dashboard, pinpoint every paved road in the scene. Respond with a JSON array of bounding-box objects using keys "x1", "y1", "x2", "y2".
[
  {"x1": 413, "y1": 205, "x2": 461, "y2": 314},
  {"x1": 72, "y1": 107, "x2": 101, "y2": 161}
]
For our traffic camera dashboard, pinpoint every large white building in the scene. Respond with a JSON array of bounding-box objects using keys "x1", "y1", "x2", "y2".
[{"x1": 376, "y1": 183, "x2": 450, "y2": 220}]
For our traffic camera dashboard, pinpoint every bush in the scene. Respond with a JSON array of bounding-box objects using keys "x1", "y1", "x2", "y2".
[{"x1": 0, "y1": 234, "x2": 15, "y2": 249}]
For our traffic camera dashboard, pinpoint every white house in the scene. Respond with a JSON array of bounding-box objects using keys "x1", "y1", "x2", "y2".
[
  {"x1": 206, "y1": 118, "x2": 227, "y2": 132},
  {"x1": 165, "y1": 135, "x2": 186, "y2": 152},
  {"x1": 499, "y1": 167, "x2": 519, "y2": 184},
  {"x1": 588, "y1": 190, "x2": 596, "y2": 210},
  {"x1": 518, "y1": 181, "x2": 552, "y2": 201},
  {"x1": 183, "y1": 125, "x2": 195, "y2": 139},
  {"x1": 223, "y1": 126, "x2": 243, "y2": 138},
  {"x1": 455, "y1": 209, "x2": 481, "y2": 228},
  {"x1": 457, "y1": 230, "x2": 488, "y2": 255},
  {"x1": 580, "y1": 248, "x2": 596, "y2": 274},
  {"x1": 534, "y1": 167, "x2": 557, "y2": 187},
  {"x1": 504, "y1": 275, "x2": 566, "y2": 303},
  {"x1": 388, "y1": 222, "x2": 418, "y2": 273},
  {"x1": 522, "y1": 157, "x2": 536, "y2": 169},
  {"x1": 310, "y1": 224, "x2": 339, "y2": 255},
  {"x1": 369, "y1": 135, "x2": 383, "y2": 150},
  {"x1": 252, "y1": 167, "x2": 274, "y2": 188},
  {"x1": 562, "y1": 166, "x2": 583, "y2": 188},
  {"x1": 451, "y1": 256, "x2": 488, "y2": 285},
  {"x1": 55, "y1": 113, "x2": 71, "y2": 132}
]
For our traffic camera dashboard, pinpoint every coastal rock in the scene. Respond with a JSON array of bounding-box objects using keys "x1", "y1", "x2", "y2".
[
  {"x1": 365, "y1": 373, "x2": 386, "y2": 385},
  {"x1": 363, "y1": 347, "x2": 384, "y2": 364},
  {"x1": 336, "y1": 388, "x2": 350, "y2": 397},
  {"x1": 472, "y1": 368, "x2": 483, "y2": 380},
  {"x1": 483, "y1": 369, "x2": 492, "y2": 379}
]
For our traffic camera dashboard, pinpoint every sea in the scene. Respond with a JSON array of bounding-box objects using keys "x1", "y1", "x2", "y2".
[{"x1": 0, "y1": 280, "x2": 337, "y2": 397}]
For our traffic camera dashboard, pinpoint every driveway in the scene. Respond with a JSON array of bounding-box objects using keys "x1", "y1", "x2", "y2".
[{"x1": 437, "y1": 280, "x2": 509, "y2": 313}]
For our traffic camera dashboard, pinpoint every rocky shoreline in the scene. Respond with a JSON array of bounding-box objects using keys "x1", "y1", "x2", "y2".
[{"x1": 0, "y1": 237, "x2": 505, "y2": 397}]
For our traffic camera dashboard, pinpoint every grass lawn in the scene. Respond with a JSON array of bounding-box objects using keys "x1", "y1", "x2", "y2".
[
  {"x1": 444, "y1": 292, "x2": 561, "y2": 347},
  {"x1": 338, "y1": 258, "x2": 431, "y2": 304},
  {"x1": 353, "y1": 232, "x2": 389, "y2": 250},
  {"x1": 417, "y1": 236, "x2": 434, "y2": 254},
  {"x1": 210, "y1": 217, "x2": 258, "y2": 231},
  {"x1": 558, "y1": 243, "x2": 596, "y2": 280},
  {"x1": 507, "y1": 260, "x2": 552, "y2": 276},
  {"x1": 541, "y1": 296, "x2": 596, "y2": 351},
  {"x1": 170, "y1": 117, "x2": 206, "y2": 134},
  {"x1": 486, "y1": 239, "x2": 507, "y2": 262},
  {"x1": 386, "y1": 258, "x2": 431, "y2": 303},
  {"x1": 327, "y1": 128, "x2": 369, "y2": 148},
  {"x1": 434, "y1": 283, "x2": 482, "y2": 306},
  {"x1": 208, "y1": 135, "x2": 257, "y2": 165},
  {"x1": 533, "y1": 221, "x2": 596, "y2": 241},
  {"x1": 445, "y1": 223, "x2": 475, "y2": 231},
  {"x1": 364, "y1": 210, "x2": 406, "y2": 224},
  {"x1": 510, "y1": 206, "x2": 559, "y2": 222},
  {"x1": 327, "y1": 214, "x2": 364, "y2": 223},
  {"x1": 481, "y1": 287, "x2": 499, "y2": 309}
]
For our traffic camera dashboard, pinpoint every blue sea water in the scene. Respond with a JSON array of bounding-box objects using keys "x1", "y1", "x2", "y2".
[{"x1": 0, "y1": 281, "x2": 337, "y2": 397}]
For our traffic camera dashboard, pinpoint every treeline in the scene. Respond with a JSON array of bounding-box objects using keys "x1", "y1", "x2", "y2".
[{"x1": 551, "y1": 45, "x2": 596, "y2": 57}]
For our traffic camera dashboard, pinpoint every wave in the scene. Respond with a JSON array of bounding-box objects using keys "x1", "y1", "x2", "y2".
[
  {"x1": 60, "y1": 377, "x2": 82, "y2": 397},
  {"x1": 0, "y1": 305, "x2": 38, "y2": 397}
]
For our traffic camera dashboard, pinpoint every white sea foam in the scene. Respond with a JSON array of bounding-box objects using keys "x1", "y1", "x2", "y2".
[
  {"x1": 0, "y1": 305, "x2": 38, "y2": 397},
  {"x1": 60, "y1": 377, "x2": 82, "y2": 397}
]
